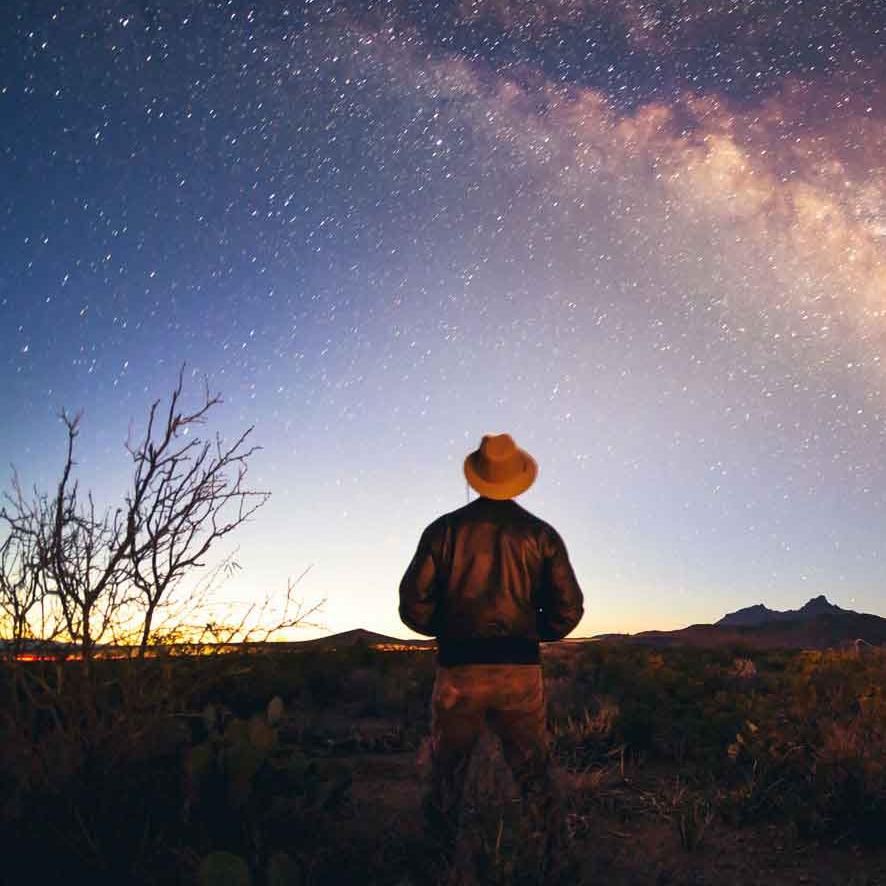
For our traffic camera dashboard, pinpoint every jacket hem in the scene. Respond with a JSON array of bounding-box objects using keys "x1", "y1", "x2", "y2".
[{"x1": 437, "y1": 637, "x2": 540, "y2": 666}]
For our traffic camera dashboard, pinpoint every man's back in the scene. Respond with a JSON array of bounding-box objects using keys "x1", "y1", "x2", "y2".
[
  {"x1": 399, "y1": 496, "x2": 584, "y2": 665},
  {"x1": 402, "y1": 434, "x2": 582, "y2": 874}
]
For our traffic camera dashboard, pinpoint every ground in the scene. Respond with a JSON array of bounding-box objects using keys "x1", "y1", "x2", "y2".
[
  {"x1": 336, "y1": 735, "x2": 886, "y2": 885},
  {"x1": 6, "y1": 645, "x2": 886, "y2": 885}
]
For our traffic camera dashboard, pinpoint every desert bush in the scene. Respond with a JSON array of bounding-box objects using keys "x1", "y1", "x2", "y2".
[
  {"x1": 549, "y1": 642, "x2": 886, "y2": 845},
  {"x1": 723, "y1": 647, "x2": 886, "y2": 844},
  {"x1": 3, "y1": 638, "x2": 885, "y2": 882},
  {"x1": 561, "y1": 644, "x2": 754, "y2": 767},
  {"x1": 0, "y1": 652, "x2": 360, "y2": 884},
  {"x1": 550, "y1": 697, "x2": 621, "y2": 771},
  {"x1": 0, "y1": 657, "x2": 192, "y2": 882},
  {"x1": 186, "y1": 695, "x2": 352, "y2": 878}
]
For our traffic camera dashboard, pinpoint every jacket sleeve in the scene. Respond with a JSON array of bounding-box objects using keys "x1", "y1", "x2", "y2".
[
  {"x1": 398, "y1": 522, "x2": 442, "y2": 637},
  {"x1": 537, "y1": 526, "x2": 584, "y2": 641}
]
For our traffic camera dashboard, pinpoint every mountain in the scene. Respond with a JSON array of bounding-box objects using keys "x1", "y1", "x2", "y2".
[
  {"x1": 718, "y1": 595, "x2": 848, "y2": 627},
  {"x1": 593, "y1": 596, "x2": 886, "y2": 650},
  {"x1": 285, "y1": 628, "x2": 434, "y2": 652}
]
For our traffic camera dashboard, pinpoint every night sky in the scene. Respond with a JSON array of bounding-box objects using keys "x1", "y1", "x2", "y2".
[{"x1": 2, "y1": 1, "x2": 885, "y2": 639}]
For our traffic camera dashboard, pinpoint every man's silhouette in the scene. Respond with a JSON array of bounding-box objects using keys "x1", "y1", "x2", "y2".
[{"x1": 399, "y1": 433, "x2": 584, "y2": 871}]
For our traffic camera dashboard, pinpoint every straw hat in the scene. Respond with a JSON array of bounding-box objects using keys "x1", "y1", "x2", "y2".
[{"x1": 463, "y1": 433, "x2": 538, "y2": 500}]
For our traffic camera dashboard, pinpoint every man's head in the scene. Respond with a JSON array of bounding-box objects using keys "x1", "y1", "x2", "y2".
[{"x1": 463, "y1": 433, "x2": 537, "y2": 499}]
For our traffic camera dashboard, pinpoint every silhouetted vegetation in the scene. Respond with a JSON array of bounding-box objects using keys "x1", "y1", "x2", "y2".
[
  {"x1": 548, "y1": 643, "x2": 886, "y2": 843},
  {"x1": 1, "y1": 642, "x2": 884, "y2": 884},
  {"x1": 0, "y1": 367, "x2": 317, "y2": 665}
]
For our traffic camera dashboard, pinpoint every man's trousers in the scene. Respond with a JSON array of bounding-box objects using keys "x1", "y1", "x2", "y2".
[{"x1": 423, "y1": 663, "x2": 563, "y2": 863}]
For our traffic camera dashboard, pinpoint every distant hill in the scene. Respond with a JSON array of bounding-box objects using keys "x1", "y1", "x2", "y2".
[
  {"x1": 717, "y1": 594, "x2": 849, "y2": 627},
  {"x1": 286, "y1": 628, "x2": 434, "y2": 652},
  {"x1": 593, "y1": 596, "x2": 886, "y2": 650},
  {"x1": 279, "y1": 602, "x2": 886, "y2": 653}
]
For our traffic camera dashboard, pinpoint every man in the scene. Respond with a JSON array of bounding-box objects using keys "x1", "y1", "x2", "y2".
[{"x1": 398, "y1": 432, "x2": 584, "y2": 871}]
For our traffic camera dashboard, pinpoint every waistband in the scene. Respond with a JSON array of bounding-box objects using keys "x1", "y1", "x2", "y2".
[{"x1": 437, "y1": 636, "x2": 540, "y2": 667}]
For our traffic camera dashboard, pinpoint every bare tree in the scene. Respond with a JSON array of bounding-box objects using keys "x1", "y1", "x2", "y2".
[
  {"x1": 0, "y1": 500, "x2": 41, "y2": 655},
  {"x1": 0, "y1": 473, "x2": 63, "y2": 656},
  {"x1": 189, "y1": 563, "x2": 323, "y2": 651},
  {"x1": 123, "y1": 369, "x2": 270, "y2": 656},
  {"x1": 0, "y1": 368, "x2": 310, "y2": 664},
  {"x1": 2, "y1": 414, "x2": 130, "y2": 668},
  {"x1": 124, "y1": 555, "x2": 324, "y2": 655}
]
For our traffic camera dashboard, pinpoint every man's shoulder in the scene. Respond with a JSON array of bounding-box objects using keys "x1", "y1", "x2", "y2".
[
  {"x1": 443, "y1": 498, "x2": 555, "y2": 533},
  {"x1": 420, "y1": 503, "x2": 471, "y2": 538},
  {"x1": 509, "y1": 503, "x2": 566, "y2": 549},
  {"x1": 419, "y1": 512, "x2": 450, "y2": 536},
  {"x1": 509, "y1": 500, "x2": 544, "y2": 524}
]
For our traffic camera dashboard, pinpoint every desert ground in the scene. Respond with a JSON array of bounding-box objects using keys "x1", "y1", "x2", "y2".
[{"x1": 3, "y1": 640, "x2": 886, "y2": 884}]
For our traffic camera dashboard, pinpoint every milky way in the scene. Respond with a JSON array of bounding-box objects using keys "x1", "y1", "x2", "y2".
[{"x1": 2, "y1": 1, "x2": 885, "y2": 637}]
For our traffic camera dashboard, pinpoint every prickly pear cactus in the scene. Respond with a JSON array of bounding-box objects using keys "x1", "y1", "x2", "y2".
[
  {"x1": 187, "y1": 700, "x2": 281, "y2": 811},
  {"x1": 248, "y1": 712, "x2": 277, "y2": 754},
  {"x1": 185, "y1": 696, "x2": 349, "y2": 878},
  {"x1": 267, "y1": 696, "x2": 285, "y2": 726}
]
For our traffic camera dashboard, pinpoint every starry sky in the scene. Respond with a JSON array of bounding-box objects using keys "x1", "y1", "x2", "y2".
[{"x1": 2, "y1": 1, "x2": 885, "y2": 639}]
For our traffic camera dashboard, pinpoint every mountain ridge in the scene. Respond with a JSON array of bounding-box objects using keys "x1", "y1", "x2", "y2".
[
  {"x1": 593, "y1": 595, "x2": 886, "y2": 650},
  {"x1": 717, "y1": 594, "x2": 849, "y2": 627}
]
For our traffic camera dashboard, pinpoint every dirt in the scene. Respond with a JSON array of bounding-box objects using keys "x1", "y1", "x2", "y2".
[{"x1": 337, "y1": 745, "x2": 886, "y2": 885}]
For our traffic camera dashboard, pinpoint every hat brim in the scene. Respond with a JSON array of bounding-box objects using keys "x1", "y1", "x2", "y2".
[{"x1": 463, "y1": 450, "x2": 538, "y2": 500}]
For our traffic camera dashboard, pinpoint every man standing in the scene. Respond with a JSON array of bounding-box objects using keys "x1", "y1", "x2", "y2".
[{"x1": 399, "y1": 433, "x2": 584, "y2": 873}]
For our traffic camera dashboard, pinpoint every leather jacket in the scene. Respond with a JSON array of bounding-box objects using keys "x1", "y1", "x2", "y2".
[{"x1": 399, "y1": 496, "x2": 584, "y2": 665}]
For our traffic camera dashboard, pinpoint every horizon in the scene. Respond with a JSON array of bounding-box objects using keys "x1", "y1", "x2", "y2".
[
  {"x1": 3, "y1": 590, "x2": 876, "y2": 649},
  {"x1": 297, "y1": 591, "x2": 885, "y2": 642},
  {"x1": 4, "y1": 590, "x2": 874, "y2": 648},
  {"x1": 2, "y1": 2, "x2": 885, "y2": 642}
]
